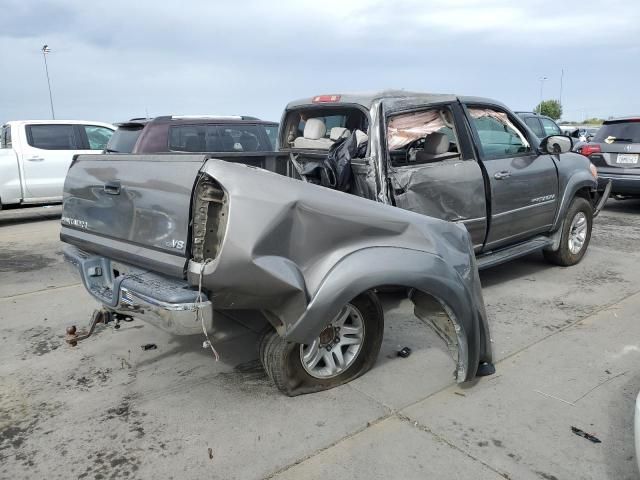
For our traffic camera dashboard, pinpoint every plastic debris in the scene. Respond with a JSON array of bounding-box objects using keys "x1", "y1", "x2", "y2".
[
  {"x1": 397, "y1": 347, "x2": 412, "y2": 358},
  {"x1": 208, "y1": 447, "x2": 213, "y2": 460},
  {"x1": 571, "y1": 426, "x2": 601, "y2": 444},
  {"x1": 140, "y1": 343, "x2": 157, "y2": 351}
]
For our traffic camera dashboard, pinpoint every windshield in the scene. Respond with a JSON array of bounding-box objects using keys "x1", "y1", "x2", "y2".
[
  {"x1": 105, "y1": 126, "x2": 144, "y2": 153},
  {"x1": 593, "y1": 122, "x2": 640, "y2": 143}
]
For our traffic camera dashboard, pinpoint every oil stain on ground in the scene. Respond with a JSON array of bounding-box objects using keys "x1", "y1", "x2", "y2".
[
  {"x1": 19, "y1": 326, "x2": 62, "y2": 358},
  {"x1": 0, "y1": 248, "x2": 58, "y2": 273}
]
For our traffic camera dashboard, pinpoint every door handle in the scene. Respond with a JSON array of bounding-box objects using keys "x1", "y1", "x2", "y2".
[
  {"x1": 494, "y1": 170, "x2": 511, "y2": 180},
  {"x1": 103, "y1": 181, "x2": 121, "y2": 195},
  {"x1": 26, "y1": 156, "x2": 44, "y2": 162}
]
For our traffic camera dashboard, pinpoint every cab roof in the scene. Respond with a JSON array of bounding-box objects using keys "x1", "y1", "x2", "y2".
[{"x1": 285, "y1": 90, "x2": 505, "y2": 112}]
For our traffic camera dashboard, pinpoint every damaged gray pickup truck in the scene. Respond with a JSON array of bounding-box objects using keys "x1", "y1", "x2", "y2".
[{"x1": 61, "y1": 91, "x2": 608, "y2": 396}]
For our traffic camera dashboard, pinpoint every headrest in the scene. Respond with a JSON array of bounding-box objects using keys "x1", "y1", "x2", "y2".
[
  {"x1": 329, "y1": 127, "x2": 349, "y2": 141},
  {"x1": 423, "y1": 132, "x2": 449, "y2": 155},
  {"x1": 355, "y1": 129, "x2": 368, "y2": 146},
  {"x1": 304, "y1": 118, "x2": 326, "y2": 140}
]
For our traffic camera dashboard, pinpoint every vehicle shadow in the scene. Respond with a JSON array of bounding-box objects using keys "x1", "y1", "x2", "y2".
[
  {"x1": 479, "y1": 252, "x2": 549, "y2": 288},
  {"x1": 600, "y1": 198, "x2": 640, "y2": 214},
  {"x1": 0, "y1": 204, "x2": 62, "y2": 226}
]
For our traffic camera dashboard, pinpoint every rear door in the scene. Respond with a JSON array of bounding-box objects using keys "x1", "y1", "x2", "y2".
[
  {"x1": 385, "y1": 103, "x2": 487, "y2": 250},
  {"x1": 465, "y1": 105, "x2": 559, "y2": 249},
  {"x1": 20, "y1": 123, "x2": 82, "y2": 199}
]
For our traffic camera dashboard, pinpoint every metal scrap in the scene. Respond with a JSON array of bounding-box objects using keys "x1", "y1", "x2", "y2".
[{"x1": 571, "y1": 426, "x2": 601, "y2": 444}]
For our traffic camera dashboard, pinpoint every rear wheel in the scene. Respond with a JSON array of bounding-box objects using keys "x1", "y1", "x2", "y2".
[
  {"x1": 259, "y1": 291, "x2": 384, "y2": 396},
  {"x1": 543, "y1": 196, "x2": 592, "y2": 266}
]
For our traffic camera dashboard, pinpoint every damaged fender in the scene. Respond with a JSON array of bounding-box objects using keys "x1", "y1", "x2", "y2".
[{"x1": 188, "y1": 159, "x2": 492, "y2": 382}]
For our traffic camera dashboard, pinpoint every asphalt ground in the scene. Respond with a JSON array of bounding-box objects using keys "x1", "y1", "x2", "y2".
[{"x1": 1, "y1": 200, "x2": 640, "y2": 479}]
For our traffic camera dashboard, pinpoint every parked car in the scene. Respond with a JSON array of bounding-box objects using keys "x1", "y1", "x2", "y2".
[
  {"x1": 105, "y1": 115, "x2": 279, "y2": 154},
  {"x1": 560, "y1": 125, "x2": 600, "y2": 151},
  {"x1": 515, "y1": 111, "x2": 563, "y2": 140},
  {"x1": 0, "y1": 120, "x2": 114, "y2": 208},
  {"x1": 576, "y1": 117, "x2": 640, "y2": 198},
  {"x1": 60, "y1": 91, "x2": 607, "y2": 395}
]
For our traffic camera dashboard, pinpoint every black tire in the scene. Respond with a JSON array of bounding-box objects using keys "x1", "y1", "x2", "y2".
[
  {"x1": 258, "y1": 291, "x2": 384, "y2": 396},
  {"x1": 543, "y1": 196, "x2": 593, "y2": 266}
]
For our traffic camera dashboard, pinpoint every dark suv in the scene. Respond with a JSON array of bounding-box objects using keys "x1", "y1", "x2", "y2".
[
  {"x1": 577, "y1": 117, "x2": 640, "y2": 198},
  {"x1": 516, "y1": 112, "x2": 563, "y2": 140},
  {"x1": 105, "y1": 115, "x2": 279, "y2": 154}
]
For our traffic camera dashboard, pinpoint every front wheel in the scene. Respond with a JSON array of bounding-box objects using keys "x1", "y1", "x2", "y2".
[
  {"x1": 543, "y1": 196, "x2": 593, "y2": 266},
  {"x1": 259, "y1": 291, "x2": 384, "y2": 396}
]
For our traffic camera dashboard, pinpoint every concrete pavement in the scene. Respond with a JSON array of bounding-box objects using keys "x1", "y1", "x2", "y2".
[{"x1": 1, "y1": 200, "x2": 640, "y2": 479}]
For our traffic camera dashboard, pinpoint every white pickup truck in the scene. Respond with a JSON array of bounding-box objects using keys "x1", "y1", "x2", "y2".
[{"x1": 0, "y1": 120, "x2": 114, "y2": 208}]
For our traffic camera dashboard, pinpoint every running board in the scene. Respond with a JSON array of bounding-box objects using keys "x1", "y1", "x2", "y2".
[{"x1": 476, "y1": 236, "x2": 553, "y2": 270}]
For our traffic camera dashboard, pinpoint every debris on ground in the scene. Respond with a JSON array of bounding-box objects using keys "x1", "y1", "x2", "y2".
[
  {"x1": 397, "y1": 347, "x2": 412, "y2": 358},
  {"x1": 208, "y1": 447, "x2": 213, "y2": 460},
  {"x1": 140, "y1": 343, "x2": 158, "y2": 351},
  {"x1": 571, "y1": 426, "x2": 601, "y2": 444}
]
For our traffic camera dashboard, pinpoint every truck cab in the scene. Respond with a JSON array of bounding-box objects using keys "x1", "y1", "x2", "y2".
[
  {"x1": 0, "y1": 120, "x2": 114, "y2": 208},
  {"x1": 280, "y1": 91, "x2": 606, "y2": 267}
]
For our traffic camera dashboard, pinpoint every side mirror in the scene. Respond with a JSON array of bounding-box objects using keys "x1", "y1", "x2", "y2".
[{"x1": 541, "y1": 135, "x2": 572, "y2": 154}]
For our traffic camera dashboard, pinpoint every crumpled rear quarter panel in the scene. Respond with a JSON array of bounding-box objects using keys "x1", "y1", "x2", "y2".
[{"x1": 188, "y1": 159, "x2": 492, "y2": 381}]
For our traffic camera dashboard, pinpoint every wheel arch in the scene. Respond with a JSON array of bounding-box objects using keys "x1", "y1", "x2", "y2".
[
  {"x1": 552, "y1": 171, "x2": 597, "y2": 231},
  {"x1": 279, "y1": 246, "x2": 491, "y2": 382}
]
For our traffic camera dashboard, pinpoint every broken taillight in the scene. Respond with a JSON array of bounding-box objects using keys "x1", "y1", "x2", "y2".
[{"x1": 312, "y1": 95, "x2": 341, "y2": 103}]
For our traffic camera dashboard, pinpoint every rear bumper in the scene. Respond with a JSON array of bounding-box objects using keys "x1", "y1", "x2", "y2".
[
  {"x1": 64, "y1": 245, "x2": 212, "y2": 335},
  {"x1": 597, "y1": 170, "x2": 640, "y2": 196}
]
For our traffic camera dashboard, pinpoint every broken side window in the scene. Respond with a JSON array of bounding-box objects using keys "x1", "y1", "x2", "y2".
[{"x1": 387, "y1": 107, "x2": 461, "y2": 166}]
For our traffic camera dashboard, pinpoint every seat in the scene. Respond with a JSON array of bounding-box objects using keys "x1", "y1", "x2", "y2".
[
  {"x1": 293, "y1": 118, "x2": 334, "y2": 149},
  {"x1": 415, "y1": 132, "x2": 451, "y2": 163},
  {"x1": 329, "y1": 127, "x2": 350, "y2": 141},
  {"x1": 220, "y1": 133, "x2": 237, "y2": 151},
  {"x1": 355, "y1": 129, "x2": 368, "y2": 147},
  {"x1": 239, "y1": 133, "x2": 259, "y2": 151}
]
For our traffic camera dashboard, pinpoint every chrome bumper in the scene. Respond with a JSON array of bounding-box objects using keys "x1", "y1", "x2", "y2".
[{"x1": 64, "y1": 245, "x2": 213, "y2": 335}]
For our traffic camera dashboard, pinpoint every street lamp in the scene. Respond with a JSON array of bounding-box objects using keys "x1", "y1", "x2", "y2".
[
  {"x1": 41, "y1": 45, "x2": 55, "y2": 119},
  {"x1": 538, "y1": 76, "x2": 548, "y2": 106}
]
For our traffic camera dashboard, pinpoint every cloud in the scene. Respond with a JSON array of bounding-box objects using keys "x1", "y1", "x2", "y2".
[{"x1": 0, "y1": 0, "x2": 639, "y2": 123}]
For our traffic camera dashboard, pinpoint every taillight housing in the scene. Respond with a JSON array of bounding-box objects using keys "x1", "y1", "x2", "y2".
[{"x1": 580, "y1": 144, "x2": 601, "y2": 157}]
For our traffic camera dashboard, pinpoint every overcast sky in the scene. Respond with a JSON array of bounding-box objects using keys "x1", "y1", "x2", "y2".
[{"x1": 2, "y1": 0, "x2": 639, "y2": 125}]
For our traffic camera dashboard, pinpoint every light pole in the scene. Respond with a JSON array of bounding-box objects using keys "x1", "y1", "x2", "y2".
[
  {"x1": 538, "y1": 76, "x2": 548, "y2": 106},
  {"x1": 41, "y1": 45, "x2": 55, "y2": 119},
  {"x1": 559, "y1": 69, "x2": 564, "y2": 107}
]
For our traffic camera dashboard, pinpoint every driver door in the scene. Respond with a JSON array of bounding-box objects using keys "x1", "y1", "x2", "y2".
[
  {"x1": 386, "y1": 103, "x2": 487, "y2": 251},
  {"x1": 465, "y1": 105, "x2": 559, "y2": 250}
]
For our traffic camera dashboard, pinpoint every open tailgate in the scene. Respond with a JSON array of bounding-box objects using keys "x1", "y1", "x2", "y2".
[{"x1": 61, "y1": 154, "x2": 207, "y2": 277}]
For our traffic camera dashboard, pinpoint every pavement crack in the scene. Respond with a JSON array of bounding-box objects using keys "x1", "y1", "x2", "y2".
[
  {"x1": 396, "y1": 413, "x2": 512, "y2": 479},
  {"x1": 0, "y1": 283, "x2": 82, "y2": 301},
  {"x1": 262, "y1": 413, "x2": 394, "y2": 479}
]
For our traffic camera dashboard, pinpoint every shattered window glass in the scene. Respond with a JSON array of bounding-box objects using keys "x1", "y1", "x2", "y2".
[{"x1": 387, "y1": 109, "x2": 458, "y2": 151}]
